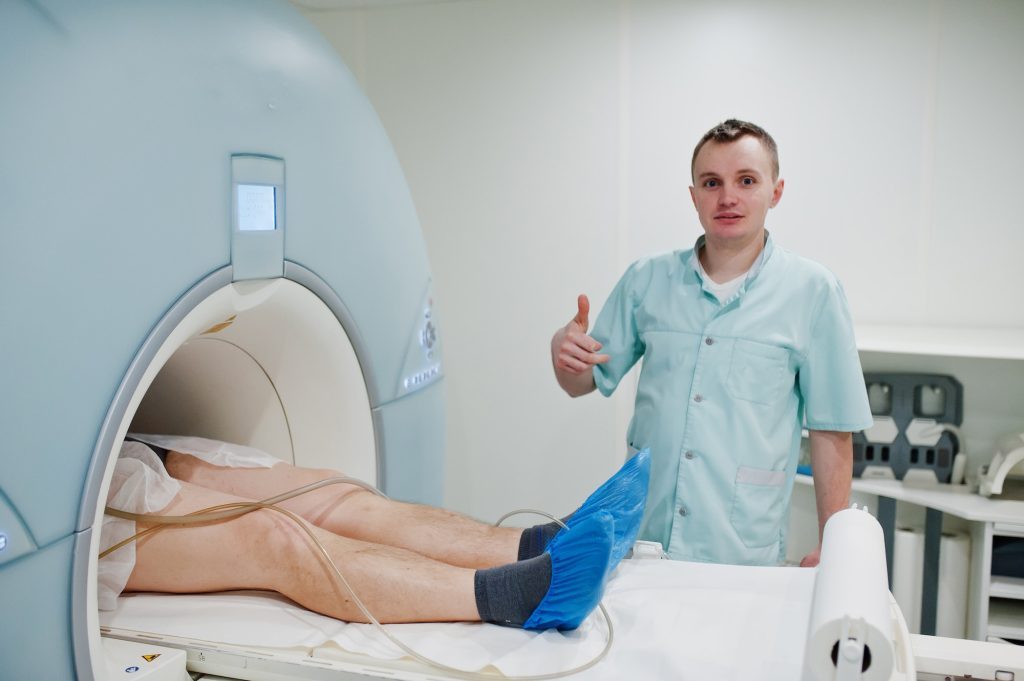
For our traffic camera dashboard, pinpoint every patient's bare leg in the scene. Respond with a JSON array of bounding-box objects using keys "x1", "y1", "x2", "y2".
[
  {"x1": 165, "y1": 453, "x2": 521, "y2": 569},
  {"x1": 125, "y1": 481, "x2": 480, "y2": 624}
]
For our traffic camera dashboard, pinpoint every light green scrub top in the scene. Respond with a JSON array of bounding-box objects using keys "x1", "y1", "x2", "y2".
[{"x1": 591, "y1": 234, "x2": 873, "y2": 565}]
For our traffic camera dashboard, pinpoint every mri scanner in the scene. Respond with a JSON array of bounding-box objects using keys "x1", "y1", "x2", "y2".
[
  {"x1": 0, "y1": 2, "x2": 1021, "y2": 680},
  {"x1": 1, "y1": 1, "x2": 440, "y2": 678}
]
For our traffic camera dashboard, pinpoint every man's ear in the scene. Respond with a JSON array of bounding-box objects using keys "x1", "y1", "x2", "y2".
[
  {"x1": 770, "y1": 178, "x2": 785, "y2": 208},
  {"x1": 688, "y1": 185, "x2": 697, "y2": 208}
]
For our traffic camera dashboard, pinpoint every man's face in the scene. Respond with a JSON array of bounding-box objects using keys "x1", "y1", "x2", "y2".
[{"x1": 689, "y1": 136, "x2": 784, "y2": 245}]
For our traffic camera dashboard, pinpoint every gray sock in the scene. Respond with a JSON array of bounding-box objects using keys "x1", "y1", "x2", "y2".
[
  {"x1": 474, "y1": 553, "x2": 552, "y2": 627},
  {"x1": 517, "y1": 519, "x2": 568, "y2": 560}
]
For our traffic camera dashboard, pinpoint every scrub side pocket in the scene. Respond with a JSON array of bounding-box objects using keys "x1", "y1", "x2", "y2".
[
  {"x1": 727, "y1": 339, "x2": 789, "y2": 405},
  {"x1": 729, "y1": 466, "x2": 786, "y2": 548}
]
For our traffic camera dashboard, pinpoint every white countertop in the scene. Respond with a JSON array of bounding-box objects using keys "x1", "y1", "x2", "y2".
[{"x1": 796, "y1": 474, "x2": 1024, "y2": 525}]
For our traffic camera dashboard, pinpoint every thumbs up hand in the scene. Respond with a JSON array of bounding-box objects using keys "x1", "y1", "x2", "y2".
[{"x1": 551, "y1": 295, "x2": 609, "y2": 395}]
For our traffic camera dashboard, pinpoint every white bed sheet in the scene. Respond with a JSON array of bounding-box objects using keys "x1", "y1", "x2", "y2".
[{"x1": 100, "y1": 559, "x2": 816, "y2": 680}]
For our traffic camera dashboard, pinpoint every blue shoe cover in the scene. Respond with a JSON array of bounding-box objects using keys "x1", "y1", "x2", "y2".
[
  {"x1": 522, "y1": 511, "x2": 613, "y2": 631},
  {"x1": 555, "y1": 448, "x2": 651, "y2": 570}
]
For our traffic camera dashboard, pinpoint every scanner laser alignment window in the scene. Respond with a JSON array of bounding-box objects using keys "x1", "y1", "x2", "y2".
[{"x1": 237, "y1": 184, "x2": 277, "y2": 231}]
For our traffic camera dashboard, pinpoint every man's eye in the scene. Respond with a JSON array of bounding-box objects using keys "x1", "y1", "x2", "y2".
[
  {"x1": 704, "y1": 179, "x2": 719, "y2": 188},
  {"x1": 741, "y1": 177, "x2": 756, "y2": 186}
]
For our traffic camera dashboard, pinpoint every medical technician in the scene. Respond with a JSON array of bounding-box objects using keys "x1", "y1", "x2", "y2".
[{"x1": 551, "y1": 119, "x2": 873, "y2": 567}]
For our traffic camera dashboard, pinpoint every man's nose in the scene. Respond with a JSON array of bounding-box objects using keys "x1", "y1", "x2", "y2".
[{"x1": 718, "y1": 187, "x2": 738, "y2": 206}]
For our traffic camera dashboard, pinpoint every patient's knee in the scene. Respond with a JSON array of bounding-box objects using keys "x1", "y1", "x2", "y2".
[{"x1": 164, "y1": 451, "x2": 219, "y2": 484}]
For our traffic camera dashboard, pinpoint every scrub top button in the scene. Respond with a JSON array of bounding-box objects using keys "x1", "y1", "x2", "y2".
[
  {"x1": 684, "y1": 450, "x2": 695, "y2": 460},
  {"x1": 693, "y1": 394, "x2": 704, "y2": 403},
  {"x1": 705, "y1": 337, "x2": 714, "y2": 345},
  {"x1": 678, "y1": 506, "x2": 688, "y2": 517}
]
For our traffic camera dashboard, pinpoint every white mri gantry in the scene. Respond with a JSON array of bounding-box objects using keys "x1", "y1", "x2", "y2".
[{"x1": 1, "y1": 1, "x2": 442, "y2": 679}]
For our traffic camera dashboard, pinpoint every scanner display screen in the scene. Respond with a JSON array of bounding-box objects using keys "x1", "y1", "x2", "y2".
[{"x1": 237, "y1": 184, "x2": 277, "y2": 231}]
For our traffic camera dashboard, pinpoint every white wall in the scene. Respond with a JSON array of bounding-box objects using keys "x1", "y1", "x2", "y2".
[{"x1": 296, "y1": 0, "x2": 1024, "y2": 521}]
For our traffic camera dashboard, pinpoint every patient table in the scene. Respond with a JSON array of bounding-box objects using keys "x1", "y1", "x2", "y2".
[{"x1": 98, "y1": 509, "x2": 1022, "y2": 681}]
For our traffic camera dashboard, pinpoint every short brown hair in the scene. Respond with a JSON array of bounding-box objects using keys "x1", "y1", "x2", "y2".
[{"x1": 691, "y1": 119, "x2": 780, "y2": 181}]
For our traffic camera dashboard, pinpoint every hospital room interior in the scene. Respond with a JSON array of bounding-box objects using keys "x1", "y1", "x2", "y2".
[{"x1": 3, "y1": 0, "x2": 1024, "y2": 679}]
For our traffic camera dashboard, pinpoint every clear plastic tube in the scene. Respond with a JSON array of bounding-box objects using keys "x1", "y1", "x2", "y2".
[{"x1": 103, "y1": 477, "x2": 613, "y2": 680}]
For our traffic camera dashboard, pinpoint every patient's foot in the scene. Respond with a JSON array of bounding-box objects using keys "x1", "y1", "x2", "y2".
[
  {"x1": 517, "y1": 520, "x2": 563, "y2": 561},
  {"x1": 477, "y1": 512, "x2": 614, "y2": 631},
  {"x1": 519, "y1": 449, "x2": 650, "y2": 572}
]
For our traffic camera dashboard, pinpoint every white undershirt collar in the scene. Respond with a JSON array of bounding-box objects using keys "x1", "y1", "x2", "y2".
[{"x1": 695, "y1": 257, "x2": 749, "y2": 303}]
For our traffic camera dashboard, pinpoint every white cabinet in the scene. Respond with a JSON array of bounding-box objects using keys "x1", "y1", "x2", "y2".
[{"x1": 977, "y1": 522, "x2": 1024, "y2": 643}]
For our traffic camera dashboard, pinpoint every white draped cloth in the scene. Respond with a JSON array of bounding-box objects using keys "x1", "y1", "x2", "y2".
[{"x1": 101, "y1": 558, "x2": 817, "y2": 680}]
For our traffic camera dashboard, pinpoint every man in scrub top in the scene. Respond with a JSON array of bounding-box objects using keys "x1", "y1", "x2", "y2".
[{"x1": 550, "y1": 119, "x2": 872, "y2": 567}]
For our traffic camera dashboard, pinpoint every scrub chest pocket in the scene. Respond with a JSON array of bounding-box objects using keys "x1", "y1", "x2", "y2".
[{"x1": 727, "y1": 339, "x2": 791, "y2": 405}]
